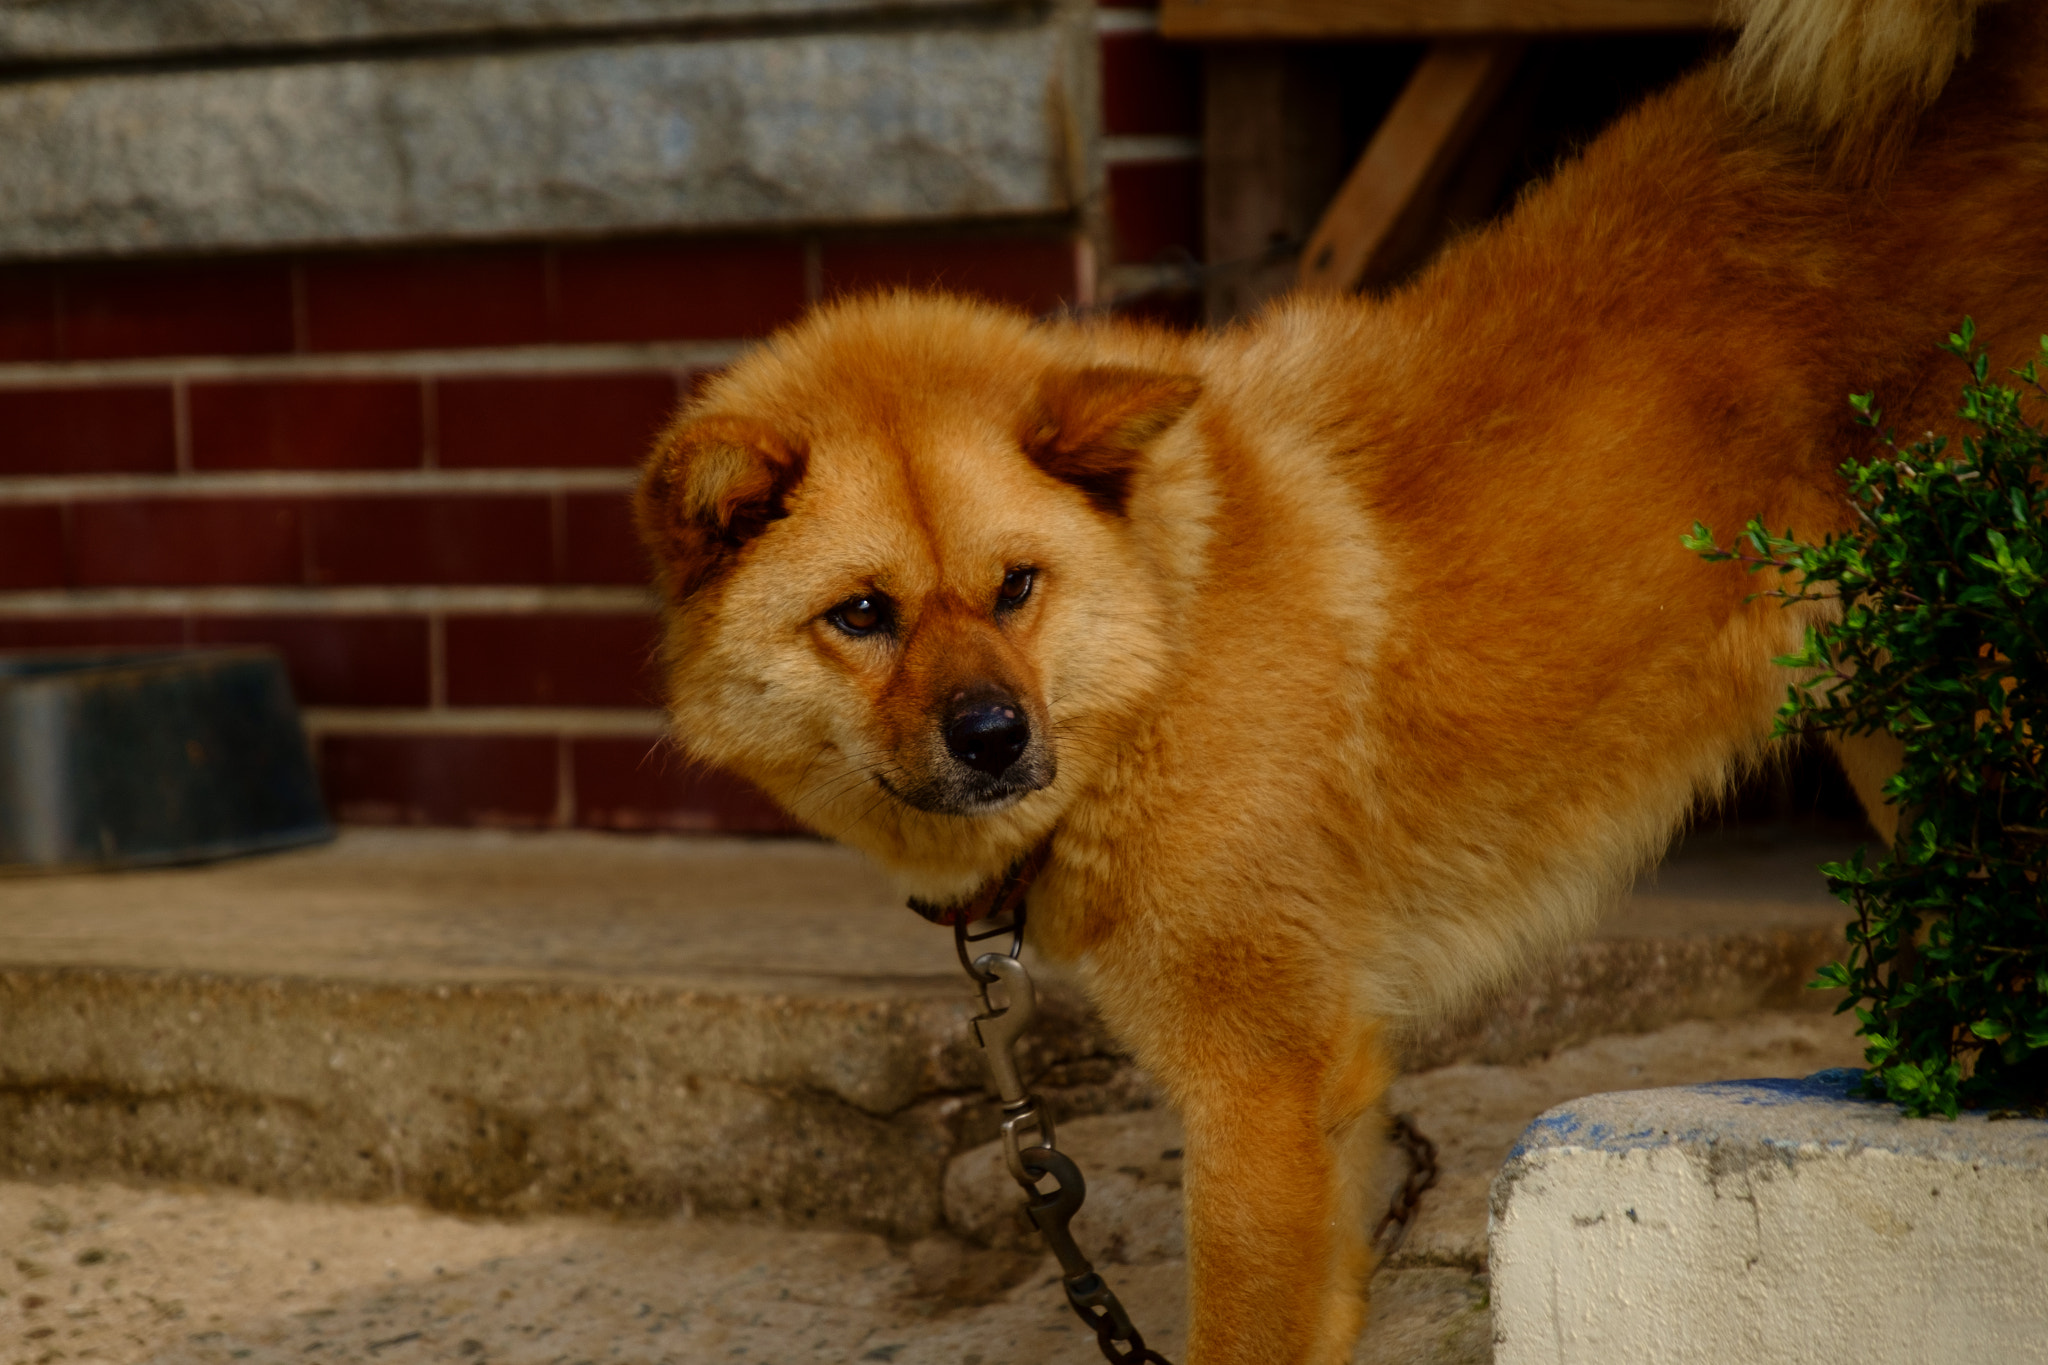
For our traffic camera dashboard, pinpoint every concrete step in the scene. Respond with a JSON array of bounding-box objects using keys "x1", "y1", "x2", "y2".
[
  {"x1": 0, "y1": 1010, "x2": 1867, "y2": 1365},
  {"x1": 1409, "y1": 823, "x2": 1862, "y2": 1067},
  {"x1": 0, "y1": 825, "x2": 1868, "y2": 1240}
]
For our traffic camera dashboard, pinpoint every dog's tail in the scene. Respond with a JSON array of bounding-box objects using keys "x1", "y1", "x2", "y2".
[{"x1": 1723, "y1": 0, "x2": 1999, "y2": 177}]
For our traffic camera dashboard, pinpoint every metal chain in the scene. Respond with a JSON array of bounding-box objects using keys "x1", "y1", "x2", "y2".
[
  {"x1": 1371, "y1": 1113, "x2": 1440, "y2": 1259},
  {"x1": 945, "y1": 881, "x2": 1438, "y2": 1363},
  {"x1": 954, "y1": 906, "x2": 1174, "y2": 1365}
]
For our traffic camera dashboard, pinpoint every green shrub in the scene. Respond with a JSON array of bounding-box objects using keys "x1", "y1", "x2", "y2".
[{"x1": 1685, "y1": 320, "x2": 2048, "y2": 1118}]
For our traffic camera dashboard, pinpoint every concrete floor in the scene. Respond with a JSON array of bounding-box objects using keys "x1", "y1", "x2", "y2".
[
  {"x1": 0, "y1": 831, "x2": 947, "y2": 991},
  {"x1": 0, "y1": 1011, "x2": 1865, "y2": 1365},
  {"x1": 0, "y1": 824, "x2": 1866, "y2": 984},
  {"x1": 0, "y1": 822, "x2": 1877, "y2": 1363}
]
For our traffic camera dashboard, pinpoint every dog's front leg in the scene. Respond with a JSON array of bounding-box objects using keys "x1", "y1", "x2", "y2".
[{"x1": 1126, "y1": 992, "x2": 1395, "y2": 1365}]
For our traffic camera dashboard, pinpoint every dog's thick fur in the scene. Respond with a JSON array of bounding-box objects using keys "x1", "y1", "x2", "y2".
[{"x1": 637, "y1": 3, "x2": 2048, "y2": 1359}]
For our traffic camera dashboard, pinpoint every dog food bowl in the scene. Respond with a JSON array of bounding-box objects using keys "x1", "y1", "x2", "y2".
[{"x1": 0, "y1": 648, "x2": 333, "y2": 872}]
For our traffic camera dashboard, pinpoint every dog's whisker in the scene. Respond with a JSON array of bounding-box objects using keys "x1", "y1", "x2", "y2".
[{"x1": 788, "y1": 763, "x2": 891, "y2": 814}]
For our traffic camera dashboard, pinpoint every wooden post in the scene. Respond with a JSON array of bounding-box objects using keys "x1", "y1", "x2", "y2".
[
  {"x1": 1295, "y1": 39, "x2": 1524, "y2": 296},
  {"x1": 1202, "y1": 49, "x2": 1347, "y2": 323}
]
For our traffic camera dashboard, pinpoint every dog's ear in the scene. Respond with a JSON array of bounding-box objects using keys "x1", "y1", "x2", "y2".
[
  {"x1": 1023, "y1": 366, "x2": 1201, "y2": 516},
  {"x1": 635, "y1": 414, "x2": 808, "y2": 601}
]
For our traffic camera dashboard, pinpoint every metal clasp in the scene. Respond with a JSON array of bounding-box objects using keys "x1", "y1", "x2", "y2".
[
  {"x1": 937, "y1": 882, "x2": 1177, "y2": 1365},
  {"x1": 999, "y1": 1097, "x2": 1057, "y2": 1184},
  {"x1": 968, "y1": 952, "x2": 1036, "y2": 1104},
  {"x1": 969, "y1": 952, "x2": 1061, "y2": 1182}
]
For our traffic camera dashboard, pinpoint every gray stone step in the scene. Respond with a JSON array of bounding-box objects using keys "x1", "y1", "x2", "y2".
[
  {"x1": 0, "y1": 825, "x2": 1868, "y2": 1238},
  {"x1": 0, "y1": 1010, "x2": 1869, "y2": 1365},
  {"x1": 1412, "y1": 826, "x2": 1860, "y2": 1067}
]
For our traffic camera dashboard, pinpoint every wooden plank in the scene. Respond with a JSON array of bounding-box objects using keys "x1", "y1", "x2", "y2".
[
  {"x1": 1201, "y1": 48, "x2": 1347, "y2": 323},
  {"x1": 1296, "y1": 39, "x2": 1525, "y2": 296},
  {"x1": 1204, "y1": 49, "x2": 1295, "y2": 322},
  {"x1": 1160, "y1": 0, "x2": 1720, "y2": 40},
  {"x1": 1349, "y1": 47, "x2": 1542, "y2": 288}
]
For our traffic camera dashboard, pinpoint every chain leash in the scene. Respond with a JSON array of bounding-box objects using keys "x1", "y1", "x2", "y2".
[
  {"x1": 931, "y1": 853, "x2": 1438, "y2": 1364},
  {"x1": 953, "y1": 902, "x2": 1174, "y2": 1365},
  {"x1": 1371, "y1": 1113, "x2": 1439, "y2": 1259}
]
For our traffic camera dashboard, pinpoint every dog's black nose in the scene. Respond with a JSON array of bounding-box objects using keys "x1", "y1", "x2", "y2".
[{"x1": 944, "y1": 695, "x2": 1030, "y2": 776}]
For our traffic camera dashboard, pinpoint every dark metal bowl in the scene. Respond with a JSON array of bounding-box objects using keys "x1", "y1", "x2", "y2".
[{"x1": 0, "y1": 648, "x2": 333, "y2": 872}]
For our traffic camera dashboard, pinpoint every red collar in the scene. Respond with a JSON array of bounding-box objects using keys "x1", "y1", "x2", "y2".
[{"x1": 906, "y1": 838, "x2": 1052, "y2": 927}]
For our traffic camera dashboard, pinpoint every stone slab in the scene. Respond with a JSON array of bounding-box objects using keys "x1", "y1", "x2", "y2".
[
  {"x1": 1385, "y1": 1012, "x2": 1866, "y2": 1273},
  {"x1": 0, "y1": 827, "x2": 1865, "y2": 1243},
  {"x1": 943, "y1": 1011, "x2": 1865, "y2": 1272},
  {"x1": 937, "y1": 1012, "x2": 1862, "y2": 1365},
  {"x1": 1490, "y1": 1072, "x2": 2048, "y2": 1365},
  {"x1": 0, "y1": 1175, "x2": 1176, "y2": 1365},
  {"x1": 0, "y1": 1009, "x2": 1862, "y2": 1365},
  {"x1": 0, "y1": 22, "x2": 1076, "y2": 259},
  {"x1": 0, "y1": 0, "x2": 1002, "y2": 63},
  {"x1": 1593, "y1": 827, "x2": 1860, "y2": 940},
  {"x1": 1409, "y1": 827, "x2": 1861, "y2": 1067},
  {"x1": 0, "y1": 829, "x2": 960, "y2": 991},
  {"x1": 0, "y1": 833, "x2": 1136, "y2": 1238}
]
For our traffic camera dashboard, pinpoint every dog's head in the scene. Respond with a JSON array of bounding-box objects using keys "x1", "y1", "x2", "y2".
[{"x1": 635, "y1": 293, "x2": 1204, "y2": 888}]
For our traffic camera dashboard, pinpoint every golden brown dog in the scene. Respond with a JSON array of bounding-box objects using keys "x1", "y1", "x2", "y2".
[{"x1": 635, "y1": 1, "x2": 2048, "y2": 1359}]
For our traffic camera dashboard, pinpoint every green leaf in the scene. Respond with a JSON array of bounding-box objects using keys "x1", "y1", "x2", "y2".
[
  {"x1": 1692, "y1": 319, "x2": 2048, "y2": 1119},
  {"x1": 1682, "y1": 523, "x2": 1723, "y2": 556}
]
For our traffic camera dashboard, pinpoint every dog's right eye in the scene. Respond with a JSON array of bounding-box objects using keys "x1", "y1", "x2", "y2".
[{"x1": 827, "y1": 594, "x2": 892, "y2": 637}]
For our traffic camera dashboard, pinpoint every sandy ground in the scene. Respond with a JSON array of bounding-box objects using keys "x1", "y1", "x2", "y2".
[{"x1": 0, "y1": 1010, "x2": 1866, "y2": 1365}]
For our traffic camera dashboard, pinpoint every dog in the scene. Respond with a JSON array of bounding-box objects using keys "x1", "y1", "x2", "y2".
[{"x1": 634, "y1": 1, "x2": 2048, "y2": 1359}]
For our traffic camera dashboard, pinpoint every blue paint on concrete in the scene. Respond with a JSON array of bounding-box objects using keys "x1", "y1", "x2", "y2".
[
  {"x1": 1685, "y1": 1070, "x2": 1879, "y2": 1107},
  {"x1": 1804, "y1": 1067, "x2": 1864, "y2": 1090},
  {"x1": 1507, "y1": 1112, "x2": 1666, "y2": 1162},
  {"x1": 1505, "y1": 1066, "x2": 2048, "y2": 1166}
]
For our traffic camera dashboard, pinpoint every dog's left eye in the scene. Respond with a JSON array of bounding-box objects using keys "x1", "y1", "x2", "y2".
[
  {"x1": 997, "y1": 567, "x2": 1034, "y2": 611},
  {"x1": 827, "y1": 593, "x2": 892, "y2": 637}
]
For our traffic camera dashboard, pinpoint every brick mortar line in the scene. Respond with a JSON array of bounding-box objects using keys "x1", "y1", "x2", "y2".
[
  {"x1": 0, "y1": 586, "x2": 657, "y2": 615},
  {"x1": 1099, "y1": 135, "x2": 1200, "y2": 164},
  {"x1": 1094, "y1": 8, "x2": 1160, "y2": 33},
  {"x1": 301, "y1": 706, "x2": 666, "y2": 737},
  {"x1": 0, "y1": 340, "x2": 743, "y2": 388},
  {"x1": 0, "y1": 468, "x2": 636, "y2": 502}
]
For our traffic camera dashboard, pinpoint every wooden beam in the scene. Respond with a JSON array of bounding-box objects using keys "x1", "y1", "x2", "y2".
[
  {"x1": 1202, "y1": 49, "x2": 1348, "y2": 323},
  {"x1": 1296, "y1": 39, "x2": 1524, "y2": 296},
  {"x1": 1204, "y1": 50, "x2": 1297, "y2": 323},
  {"x1": 1160, "y1": 0, "x2": 1721, "y2": 40}
]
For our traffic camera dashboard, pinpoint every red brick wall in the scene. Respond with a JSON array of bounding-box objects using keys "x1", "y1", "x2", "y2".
[
  {"x1": 0, "y1": 227, "x2": 1084, "y2": 832},
  {"x1": 1098, "y1": 0, "x2": 1203, "y2": 325}
]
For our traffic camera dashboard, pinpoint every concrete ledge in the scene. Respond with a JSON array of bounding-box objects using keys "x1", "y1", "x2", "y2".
[
  {"x1": 1489, "y1": 1071, "x2": 2048, "y2": 1365},
  {"x1": 0, "y1": 963, "x2": 1135, "y2": 1238},
  {"x1": 0, "y1": 22, "x2": 1076, "y2": 258},
  {"x1": 1411, "y1": 830, "x2": 1856, "y2": 1067},
  {"x1": 0, "y1": 828, "x2": 1864, "y2": 1239},
  {"x1": 1407, "y1": 927, "x2": 1841, "y2": 1069},
  {"x1": 0, "y1": 832, "x2": 1140, "y2": 1239},
  {"x1": 0, "y1": 0, "x2": 1003, "y2": 63}
]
